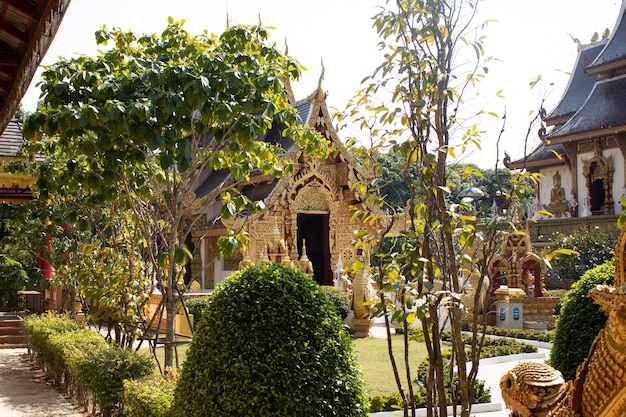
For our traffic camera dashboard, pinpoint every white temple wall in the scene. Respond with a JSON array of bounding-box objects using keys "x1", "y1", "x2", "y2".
[{"x1": 610, "y1": 149, "x2": 625, "y2": 214}]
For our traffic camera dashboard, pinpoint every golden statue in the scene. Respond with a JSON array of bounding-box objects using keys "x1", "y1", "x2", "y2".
[
  {"x1": 500, "y1": 225, "x2": 626, "y2": 417},
  {"x1": 543, "y1": 171, "x2": 569, "y2": 218}
]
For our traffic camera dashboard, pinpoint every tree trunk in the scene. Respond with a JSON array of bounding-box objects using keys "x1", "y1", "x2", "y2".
[{"x1": 164, "y1": 275, "x2": 177, "y2": 369}]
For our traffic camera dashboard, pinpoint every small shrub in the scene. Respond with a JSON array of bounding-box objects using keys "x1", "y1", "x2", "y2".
[
  {"x1": 321, "y1": 285, "x2": 351, "y2": 320},
  {"x1": 74, "y1": 346, "x2": 155, "y2": 417},
  {"x1": 182, "y1": 296, "x2": 211, "y2": 326},
  {"x1": 123, "y1": 375, "x2": 176, "y2": 417},
  {"x1": 415, "y1": 356, "x2": 491, "y2": 406},
  {"x1": 549, "y1": 258, "x2": 614, "y2": 381},
  {"x1": 175, "y1": 263, "x2": 367, "y2": 417}
]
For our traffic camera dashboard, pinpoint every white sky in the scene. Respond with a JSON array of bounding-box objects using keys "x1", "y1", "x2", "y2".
[{"x1": 21, "y1": 0, "x2": 623, "y2": 168}]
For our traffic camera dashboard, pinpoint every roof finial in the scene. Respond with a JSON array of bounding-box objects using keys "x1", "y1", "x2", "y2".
[
  {"x1": 307, "y1": 58, "x2": 327, "y2": 101},
  {"x1": 317, "y1": 58, "x2": 325, "y2": 92}
]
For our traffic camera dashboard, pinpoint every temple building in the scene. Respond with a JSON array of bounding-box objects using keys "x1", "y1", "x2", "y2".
[
  {"x1": 186, "y1": 75, "x2": 382, "y2": 289},
  {"x1": 507, "y1": 2, "x2": 626, "y2": 239}
]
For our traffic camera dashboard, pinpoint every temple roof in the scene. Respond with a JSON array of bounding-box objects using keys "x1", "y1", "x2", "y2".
[
  {"x1": 546, "y1": 74, "x2": 626, "y2": 141},
  {"x1": 543, "y1": 41, "x2": 606, "y2": 126},
  {"x1": 192, "y1": 75, "x2": 369, "y2": 229},
  {"x1": 506, "y1": 143, "x2": 566, "y2": 170},
  {"x1": 0, "y1": 1, "x2": 70, "y2": 133},
  {"x1": 586, "y1": 1, "x2": 626, "y2": 75},
  {"x1": 0, "y1": 119, "x2": 23, "y2": 157}
]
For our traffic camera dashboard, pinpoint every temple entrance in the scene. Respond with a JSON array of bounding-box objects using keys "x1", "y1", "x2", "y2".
[
  {"x1": 590, "y1": 178, "x2": 605, "y2": 213},
  {"x1": 583, "y1": 151, "x2": 614, "y2": 215},
  {"x1": 297, "y1": 213, "x2": 332, "y2": 285}
]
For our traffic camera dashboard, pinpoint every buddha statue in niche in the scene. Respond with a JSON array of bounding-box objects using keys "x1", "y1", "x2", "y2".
[{"x1": 543, "y1": 170, "x2": 569, "y2": 217}]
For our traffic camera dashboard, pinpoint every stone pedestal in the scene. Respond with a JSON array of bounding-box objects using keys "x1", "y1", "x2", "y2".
[
  {"x1": 351, "y1": 318, "x2": 374, "y2": 338},
  {"x1": 495, "y1": 286, "x2": 526, "y2": 329}
]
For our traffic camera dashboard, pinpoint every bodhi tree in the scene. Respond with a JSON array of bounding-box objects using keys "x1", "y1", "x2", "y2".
[
  {"x1": 22, "y1": 19, "x2": 326, "y2": 369},
  {"x1": 339, "y1": 1, "x2": 539, "y2": 416}
]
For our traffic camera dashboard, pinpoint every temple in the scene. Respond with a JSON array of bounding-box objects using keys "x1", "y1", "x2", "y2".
[
  {"x1": 507, "y1": 2, "x2": 626, "y2": 240},
  {"x1": 185, "y1": 74, "x2": 382, "y2": 289}
]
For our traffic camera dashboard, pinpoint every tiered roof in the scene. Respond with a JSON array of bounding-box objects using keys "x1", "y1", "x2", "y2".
[{"x1": 509, "y1": 1, "x2": 626, "y2": 169}]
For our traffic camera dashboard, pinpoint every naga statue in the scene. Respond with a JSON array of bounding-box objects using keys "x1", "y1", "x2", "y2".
[{"x1": 500, "y1": 226, "x2": 626, "y2": 417}]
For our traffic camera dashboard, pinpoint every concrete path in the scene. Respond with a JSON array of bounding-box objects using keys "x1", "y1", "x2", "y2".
[{"x1": 0, "y1": 348, "x2": 84, "y2": 417}]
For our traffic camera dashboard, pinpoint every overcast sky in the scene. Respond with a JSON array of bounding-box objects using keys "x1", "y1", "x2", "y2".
[{"x1": 21, "y1": 0, "x2": 623, "y2": 167}]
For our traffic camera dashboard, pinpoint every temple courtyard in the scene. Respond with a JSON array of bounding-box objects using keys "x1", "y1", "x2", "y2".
[{"x1": 0, "y1": 318, "x2": 551, "y2": 417}]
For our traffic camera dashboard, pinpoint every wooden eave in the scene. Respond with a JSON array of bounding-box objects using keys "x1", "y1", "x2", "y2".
[
  {"x1": 547, "y1": 123, "x2": 626, "y2": 144},
  {"x1": 507, "y1": 155, "x2": 568, "y2": 172},
  {"x1": 585, "y1": 57, "x2": 626, "y2": 76},
  {"x1": 0, "y1": 0, "x2": 71, "y2": 133}
]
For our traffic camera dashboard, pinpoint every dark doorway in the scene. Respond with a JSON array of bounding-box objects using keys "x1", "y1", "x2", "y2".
[
  {"x1": 297, "y1": 213, "x2": 332, "y2": 285},
  {"x1": 590, "y1": 178, "x2": 605, "y2": 213}
]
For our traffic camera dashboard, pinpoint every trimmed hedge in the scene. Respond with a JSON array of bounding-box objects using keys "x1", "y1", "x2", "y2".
[
  {"x1": 48, "y1": 327, "x2": 108, "y2": 403},
  {"x1": 175, "y1": 263, "x2": 367, "y2": 417},
  {"x1": 26, "y1": 313, "x2": 155, "y2": 417},
  {"x1": 461, "y1": 323, "x2": 554, "y2": 343},
  {"x1": 549, "y1": 258, "x2": 614, "y2": 381},
  {"x1": 75, "y1": 346, "x2": 154, "y2": 417},
  {"x1": 25, "y1": 312, "x2": 81, "y2": 370},
  {"x1": 415, "y1": 355, "x2": 491, "y2": 407},
  {"x1": 123, "y1": 375, "x2": 177, "y2": 417}
]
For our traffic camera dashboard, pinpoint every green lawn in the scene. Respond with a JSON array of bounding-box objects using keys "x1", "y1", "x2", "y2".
[{"x1": 352, "y1": 335, "x2": 428, "y2": 395}]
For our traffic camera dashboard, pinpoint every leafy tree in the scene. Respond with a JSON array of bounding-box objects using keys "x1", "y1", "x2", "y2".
[
  {"x1": 549, "y1": 258, "x2": 614, "y2": 381},
  {"x1": 21, "y1": 19, "x2": 326, "y2": 369},
  {"x1": 338, "y1": 1, "x2": 540, "y2": 416},
  {"x1": 546, "y1": 227, "x2": 616, "y2": 283},
  {"x1": 0, "y1": 254, "x2": 31, "y2": 310}
]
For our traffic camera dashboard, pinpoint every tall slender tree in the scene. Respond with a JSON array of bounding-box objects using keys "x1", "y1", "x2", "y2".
[{"x1": 340, "y1": 1, "x2": 539, "y2": 416}]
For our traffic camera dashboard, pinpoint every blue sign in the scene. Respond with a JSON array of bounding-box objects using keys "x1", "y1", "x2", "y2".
[
  {"x1": 513, "y1": 307, "x2": 520, "y2": 321},
  {"x1": 499, "y1": 308, "x2": 506, "y2": 321}
]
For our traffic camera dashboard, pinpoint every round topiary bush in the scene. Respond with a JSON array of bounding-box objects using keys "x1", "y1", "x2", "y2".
[
  {"x1": 549, "y1": 257, "x2": 614, "y2": 381},
  {"x1": 174, "y1": 263, "x2": 367, "y2": 417}
]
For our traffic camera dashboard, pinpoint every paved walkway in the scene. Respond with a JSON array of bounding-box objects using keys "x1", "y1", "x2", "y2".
[{"x1": 0, "y1": 348, "x2": 83, "y2": 417}]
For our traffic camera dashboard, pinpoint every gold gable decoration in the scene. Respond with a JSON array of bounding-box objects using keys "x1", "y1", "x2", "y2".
[{"x1": 295, "y1": 181, "x2": 330, "y2": 212}]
